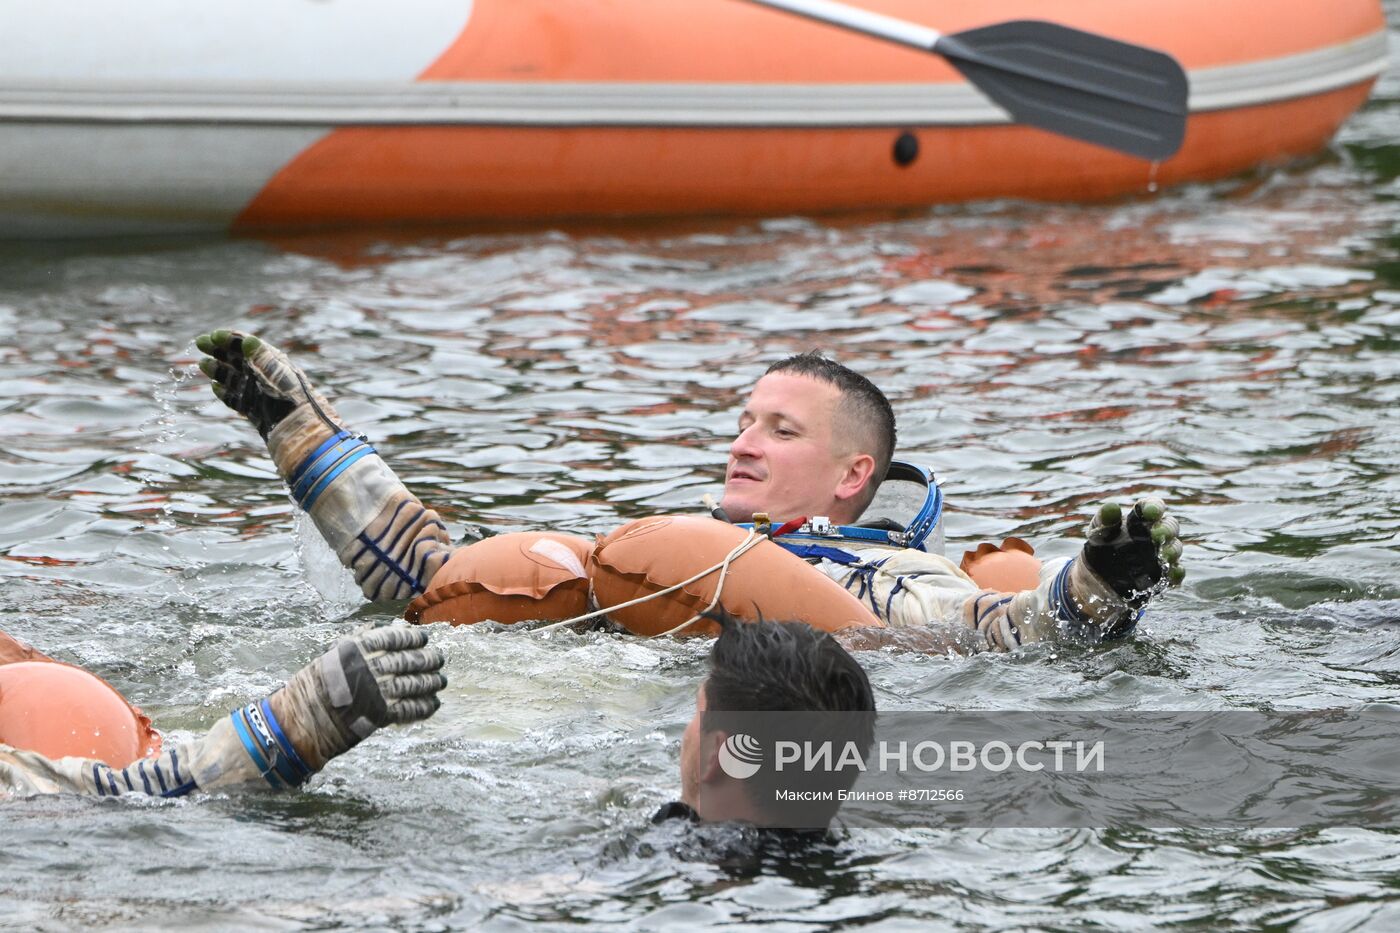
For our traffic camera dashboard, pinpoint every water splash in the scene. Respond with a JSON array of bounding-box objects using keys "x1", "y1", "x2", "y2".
[{"x1": 292, "y1": 508, "x2": 368, "y2": 620}]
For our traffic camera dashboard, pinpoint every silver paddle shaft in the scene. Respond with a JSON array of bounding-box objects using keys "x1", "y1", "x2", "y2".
[{"x1": 745, "y1": 0, "x2": 943, "y2": 51}]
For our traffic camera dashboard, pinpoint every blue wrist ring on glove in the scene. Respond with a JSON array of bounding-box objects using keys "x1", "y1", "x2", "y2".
[
  {"x1": 231, "y1": 699, "x2": 315, "y2": 789},
  {"x1": 1050, "y1": 558, "x2": 1088, "y2": 625},
  {"x1": 289, "y1": 430, "x2": 377, "y2": 512}
]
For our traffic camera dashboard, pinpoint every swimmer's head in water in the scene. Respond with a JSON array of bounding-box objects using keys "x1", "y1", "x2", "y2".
[
  {"x1": 721, "y1": 353, "x2": 896, "y2": 525},
  {"x1": 680, "y1": 612, "x2": 876, "y2": 828}
]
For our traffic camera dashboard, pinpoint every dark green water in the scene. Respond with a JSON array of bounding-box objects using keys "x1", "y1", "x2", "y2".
[{"x1": 1, "y1": 13, "x2": 1399, "y2": 930}]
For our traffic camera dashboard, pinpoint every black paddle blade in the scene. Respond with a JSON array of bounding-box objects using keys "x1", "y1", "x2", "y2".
[{"x1": 935, "y1": 20, "x2": 1188, "y2": 160}]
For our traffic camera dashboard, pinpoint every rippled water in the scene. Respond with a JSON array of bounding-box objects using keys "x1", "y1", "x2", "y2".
[{"x1": 3, "y1": 18, "x2": 1400, "y2": 930}]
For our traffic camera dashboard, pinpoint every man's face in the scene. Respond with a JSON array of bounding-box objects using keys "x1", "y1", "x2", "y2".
[
  {"x1": 679, "y1": 681, "x2": 708, "y2": 808},
  {"x1": 720, "y1": 372, "x2": 855, "y2": 523}
]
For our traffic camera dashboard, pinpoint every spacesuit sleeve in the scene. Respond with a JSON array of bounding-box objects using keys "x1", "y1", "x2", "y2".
[
  {"x1": 0, "y1": 717, "x2": 278, "y2": 799},
  {"x1": 815, "y1": 547, "x2": 1138, "y2": 652}
]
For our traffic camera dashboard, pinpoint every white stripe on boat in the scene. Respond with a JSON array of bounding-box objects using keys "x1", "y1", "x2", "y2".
[{"x1": 0, "y1": 31, "x2": 1385, "y2": 127}]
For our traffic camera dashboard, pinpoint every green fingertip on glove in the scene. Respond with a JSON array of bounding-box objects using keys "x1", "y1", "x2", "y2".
[
  {"x1": 1083, "y1": 495, "x2": 1186, "y2": 605},
  {"x1": 1137, "y1": 497, "x2": 1165, "y2": 523},
  {"x1": 191, "y1": 327, "x2": 305, "y2": 439}
]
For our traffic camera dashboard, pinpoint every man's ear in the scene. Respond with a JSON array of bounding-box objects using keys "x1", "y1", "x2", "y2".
[
  {"x1": 834, "y1": 453, "x2": 877, "y2": 504},
  {"x1": 699, "y1": 728, "x2": 728, "y2": 784}
]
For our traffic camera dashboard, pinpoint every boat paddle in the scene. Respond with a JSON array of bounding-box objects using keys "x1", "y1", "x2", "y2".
[{"x1": 741, "y1": 0, "x2": 1188, "y2": 160}]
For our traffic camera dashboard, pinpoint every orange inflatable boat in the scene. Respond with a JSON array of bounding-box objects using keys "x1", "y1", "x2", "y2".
[{"x1": 0, "y1": 0, "x2": 1384, "y2": 237}]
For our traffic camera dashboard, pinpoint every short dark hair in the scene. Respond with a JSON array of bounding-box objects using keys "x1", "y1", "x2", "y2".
[
  {"x1": 703, "y1": 612, "x2": 876, "y2": 827},
  {"x1": 765, "y1": 352, "x2": 896, "y2": 512}
]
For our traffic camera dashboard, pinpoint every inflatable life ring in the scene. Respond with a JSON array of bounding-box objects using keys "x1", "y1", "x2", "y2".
[
  {"x1": 0, "y1": 660, "x2": 163, "y2": 767},
  {"x1": 405, "y1": 531, "x2": 594, "y2": 625}
]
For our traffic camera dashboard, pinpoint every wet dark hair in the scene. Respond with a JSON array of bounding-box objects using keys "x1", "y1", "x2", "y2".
[
  {"x1": 704, "y1": 612, "x2": 875, "y2": 717},
  {"x1": 703, "y1": 612, "x2": 876, "y2": 827},
  {"x1": 765, "y1": 352, "x2": 896, "y2": 512}
]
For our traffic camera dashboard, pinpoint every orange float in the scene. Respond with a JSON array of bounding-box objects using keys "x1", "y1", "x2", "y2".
[
  {"x1": 588, "y1": 516, "x2": 883, "y2": 637},
  {"x1": 960, "y1": 537, "x2": 1043, "y2": 592},
  {"x1": 0, "y1": 661, "x2": 163, "y2": 767},
  {"x1": 406, "y1": 531, "x2": 595, "y2": 626},
  {"x1": 404, "y1": 518, "x2": 1051, "y2": 632}
]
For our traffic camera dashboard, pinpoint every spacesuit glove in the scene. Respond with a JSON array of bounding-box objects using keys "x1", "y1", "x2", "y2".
[
  {"x1": 196, "y1": 330, "x2": 453, "y2": 600},
  {"x1": 263, "y1": 622, "x2": 446, "y2": 774},
  {"x1": 1081, "y1": 497, "x2": 1184, "y2": 606},
  {"x1": 196, "y1": 329, "x2": 349, "y2": 475},
  {"x1": 1033, "y1": 497, "x2": 1181, "y2": 642}
]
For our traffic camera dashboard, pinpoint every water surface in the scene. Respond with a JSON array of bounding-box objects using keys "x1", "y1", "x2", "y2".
[{"x1": 2, "y1": 16, "x2": 1399, "y2": 929}]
